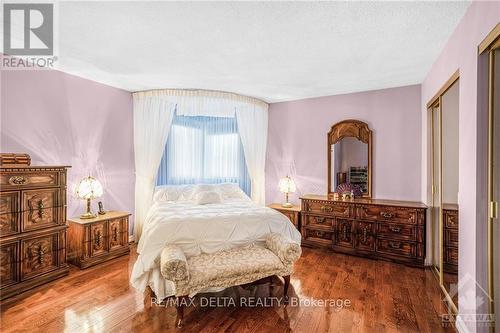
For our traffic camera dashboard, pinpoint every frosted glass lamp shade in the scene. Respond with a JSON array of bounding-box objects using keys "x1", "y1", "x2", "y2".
[
  {"x1": 278, "y1": 176, "x2": 296, "y2": 208},
  {"x1": 76, "y1": 176, "x2": 103, "y2": 219},
  {"x1": 76, "y1": 176, "x2": 103, "y2": 199},
  {"x1": 278, "y1": 176, "x2": 296, "y2": 194}
]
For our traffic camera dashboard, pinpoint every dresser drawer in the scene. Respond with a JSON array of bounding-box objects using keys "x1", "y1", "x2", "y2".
[
  {"x1": 108, "y1": 218, "x2": 127, "y2": 251},
  {"x1": 303, "y1": 200, "x2": 352, "y2": 218},
  {"x1": 21, "y1": 189, "x2": 64, "y2": 231},
  {"x1": 444, "y1": 210, "x2": 458, "y2": 229},
  {"x1": 21, "y1": 232, "x2": 59, "y2": 280},
  {"x1": 356, "y1": 205, "x2": 417, "y2": 224},
  {"x1": 445, "y1": 229, "x2": 458, "y2": 248},
  {"x1": 0, "y1": 191, "x2": 20, "y2": 237},
  {"x1": 0, "y1": 171, "x2": 59, "y2": 189},
  {"x1": 377, "y1": 222, "x2": 416, "y2": 241},
  {"x1": 444, "y1": 247, "x2": 458, "y2": 266},
  {"x1": 0, "y1": 241, "x2": 19, "y2": 288},
  {"x1": 376, "y1": 239, "x2": 416, "y2": 258},
  {"x1": 90, "y1": 221, "x2": 109, "y2": 256},
  {"x1": 302, "y1": 227, "x2": 334, "y2": 247},
  {"x1": 302, "y1": 214, "x2": 334, "y2": 229}
]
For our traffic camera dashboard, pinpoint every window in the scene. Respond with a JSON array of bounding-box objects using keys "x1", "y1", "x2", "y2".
[{"x1": 157, "y1": 113, "x2": 251, "y2": 195}]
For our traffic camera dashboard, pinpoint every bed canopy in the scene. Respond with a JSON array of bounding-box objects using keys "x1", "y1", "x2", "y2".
[{"x1": 132, "y1": 89, "x2": 269, "y2": 241}]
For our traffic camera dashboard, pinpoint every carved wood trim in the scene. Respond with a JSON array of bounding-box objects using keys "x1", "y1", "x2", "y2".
[
  {"x1": 327, "y1": 119, "x2": 373, "y2": 198},
  {"x1": 328, "y1": 119, "x2": 372, "y2": 145}
]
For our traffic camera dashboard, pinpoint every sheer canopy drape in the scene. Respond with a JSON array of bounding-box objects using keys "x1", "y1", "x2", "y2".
[
  {"x1": 236, "y1": 105, "x2": 268, "y2": 205},
  {"x1": 133, "y1": 95, "x2": 175, "y2": 243},
  {"x1": 133, "y1": 89, "x2": 268, "y2": 242}
]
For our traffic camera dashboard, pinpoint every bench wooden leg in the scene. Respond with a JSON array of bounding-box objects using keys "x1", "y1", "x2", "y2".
[
  {"x1": 176, "y1": 295, "x2": 189, "y2": 328},
  {"x1": 283, "y1": 275, "x2": 290, "y2": 304}
]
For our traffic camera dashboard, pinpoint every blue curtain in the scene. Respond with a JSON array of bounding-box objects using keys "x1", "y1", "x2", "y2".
[{"x1": 157, "y1": 113, "x2": 251, "y2": 195}]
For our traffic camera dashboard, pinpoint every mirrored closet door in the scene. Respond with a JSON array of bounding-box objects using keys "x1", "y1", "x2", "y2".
[
  {"x1": 492, "y1": 43, "x2": 500, "y2": 333},
  {"x1": 441, "y1": 80, "x2": 459, "y2": 307},
  {"x1": 429, "y1": 101, "x2": 442, "y2": 278},
  {"x1": 482, "y1": 30, "x2": 500, "y2": 329},
  {"x1": 428, "y1": 73, "x2": 459, "y2": 313}
]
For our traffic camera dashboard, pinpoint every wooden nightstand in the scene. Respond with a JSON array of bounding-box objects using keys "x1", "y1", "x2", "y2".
[
  {"x1": 67, "y1": 211, "x2": 130, "y2": 269},
  {"x1": 268, "y1": 203, "x2": 301, "y2": 230}
]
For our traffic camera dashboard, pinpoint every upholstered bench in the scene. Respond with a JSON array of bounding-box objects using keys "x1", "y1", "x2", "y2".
[{"x1": 160, "y1": 233, "x2": 301, "y2": 327}]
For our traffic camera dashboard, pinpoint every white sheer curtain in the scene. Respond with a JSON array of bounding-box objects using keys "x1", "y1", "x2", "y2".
[
  {"x1": 236, "y1": 104, "x2": 269, "y2": 205},
  {"x1": 133, "y1": 94, "x2": 175, "y2": 244}
]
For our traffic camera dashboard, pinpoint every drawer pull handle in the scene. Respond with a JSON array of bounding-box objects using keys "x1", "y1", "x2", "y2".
[
  {"x1": 315, "y1": 231, "x2": 324, "y2": 237},
  {"x1": 388, "y1": 226, "x2": 402, "y2": 233},
  {"x1": 388, "y1": 241, "x2": 401, "y2": 249},
  {"x1": 380, "y1": 212, "x2": 394, "y2": 218},
  {"x1": 362, "y1": 227, "x2": 369, "y2": 243},
  {"x1": 38, "y1": 247, "x2": 45, "y2": 264},
  {"x1": 95, "y1": 231, "x2": 102, "y2": 247},
  {"x1": 9, "y1": 175, "x2": 28, "y2": 185},
  {"x1": 315, "y1": 217, "x2": 325, "y2": 224},
  {"x1": 342, "y1": 224, "x2": 350, "y2": 240},
  {"x1": 320, "y1": 205, "x2": 333, "y2": 213},
  {"x1": 37, "y1": 201, "x2": 45, "y2": 219}
]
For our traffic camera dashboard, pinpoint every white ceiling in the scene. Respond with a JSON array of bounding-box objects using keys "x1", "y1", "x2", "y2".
[{"x1": 52, "y1": 1, "x2": 470, "y2": 102}]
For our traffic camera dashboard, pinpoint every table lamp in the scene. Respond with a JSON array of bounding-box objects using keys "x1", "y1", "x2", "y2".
[
  {"x1": 278, "y1": 176, "x2": 296, "y2": 208},
  {"x1": 76, "y1": 176, "x2": 103, "y2": 219}
]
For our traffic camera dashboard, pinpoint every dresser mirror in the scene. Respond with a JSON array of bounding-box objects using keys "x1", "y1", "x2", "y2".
[{"x1": 328, "y1": 119, "x2": 372, "y2": 198}]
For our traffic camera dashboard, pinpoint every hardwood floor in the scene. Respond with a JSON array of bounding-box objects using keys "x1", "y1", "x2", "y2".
[{"x1": 0, "y1": 246, "x2": 455, "y2": 333}]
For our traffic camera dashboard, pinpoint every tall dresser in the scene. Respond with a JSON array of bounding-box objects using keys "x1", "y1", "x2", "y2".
[
  {"x1": 0, "y1": 161, "x2": 70, "y2": 300},
  {"x1": 301, "y1": 195, "x2": 427, "y2": 267}
]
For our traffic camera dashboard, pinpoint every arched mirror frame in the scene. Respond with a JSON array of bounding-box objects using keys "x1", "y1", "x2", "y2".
[{"x1": 327, "y1": 119, "x2": 373, "y2": 198}]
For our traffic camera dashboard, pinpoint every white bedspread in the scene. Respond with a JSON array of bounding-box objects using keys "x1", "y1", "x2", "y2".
[{"x1": 130, "y1": 199, "x2": 301, "y2": 300}]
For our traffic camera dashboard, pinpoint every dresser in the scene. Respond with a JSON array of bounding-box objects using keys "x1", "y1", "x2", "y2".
[
  {"x1": 267, "y1": 203, "x2": 301, "y2": 230},
  {"x1": 301, "y1": 195, "x2": 427, "y2": 267},
  {"x1": 0, "y1": 164, "x2": 70, "y2": 300},
  {"x1": 67, "y1": 211, "x2": 130, "y2": 269},
  {"x1": 443, "y1": 204, "x2": 458, "y2": 273}
]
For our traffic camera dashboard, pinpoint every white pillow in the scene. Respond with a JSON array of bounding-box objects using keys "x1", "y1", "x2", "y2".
[
  {"x1": 195, "y1": 191, "x2": 223, "y2": 205},
  {"x1": 216, "y1": 183, "x2": 250, "y2": 200},
  {"x1": 193, "y1": 184, "x2": 216, "y2": 194},
  {"x1": 153, "y1": 184, "x2": 196, "y2": 202}
]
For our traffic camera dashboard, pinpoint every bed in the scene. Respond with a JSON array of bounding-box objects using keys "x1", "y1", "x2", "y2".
[{"x1": 130, "y1": 183, "x2": 302, "y2": 300}]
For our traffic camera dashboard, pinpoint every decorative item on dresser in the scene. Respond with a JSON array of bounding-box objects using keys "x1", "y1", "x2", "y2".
[
  {"x1": 267, "y1": 203, "x2": 301, "y2": 230},
  {"x1": 300, "y1": 194, "x2": 427, "y2": 267},
  {"x1": 443, "y1": 204, "x2": 458, "y2": 273},
  {"x1": 67, "y1": 211, "x2": 130, "y2": 269},
  {"x1": 0, "y1": 153, "x2": 70, "y2": 300}
]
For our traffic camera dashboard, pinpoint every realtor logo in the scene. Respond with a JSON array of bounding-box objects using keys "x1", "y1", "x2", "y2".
[{"x1": 3, "y1": 3, "x2": 54, "y2": 55}]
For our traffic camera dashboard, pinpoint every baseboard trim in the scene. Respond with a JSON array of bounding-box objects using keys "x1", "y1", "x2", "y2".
[{"x1": 455, "y1": 315, "x2": 469, "y2": 333}]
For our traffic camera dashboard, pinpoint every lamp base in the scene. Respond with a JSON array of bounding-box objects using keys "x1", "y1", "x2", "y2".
[
  {"x1": 281, "y1": 202, "x2": 293, "y2": 208},
  {"x1": 80, "y1": 211, "x2": 97, "y2": 219}
]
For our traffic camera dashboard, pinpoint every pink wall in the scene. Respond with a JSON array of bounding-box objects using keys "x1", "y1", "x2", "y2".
[
  {"x1": 0, "y1": 67, "x2": 135, "y2": 232},
  {"x1": 420, "y1": 2, "x2": 500, "y2": 331},
  {"x1": 266, "y1": 84, "x2": 422, "y2": 204}
]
